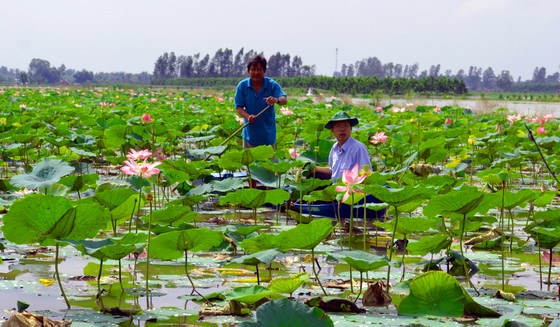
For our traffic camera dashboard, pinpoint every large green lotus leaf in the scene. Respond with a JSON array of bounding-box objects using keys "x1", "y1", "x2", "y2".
[
  {"x1": 230, "y1": 248, "x2": 284, "y2": 266},
  {"x1": 382, "y1": 217, "x2": 438, "y2": 235},
  {"x1": 217, "y1": 150, "x2": 244, "y2": 172},
  {"x1": 68, "y1": 232, "x2": 147, "y2": 260},
  {"x1": 238, "y1": 297, "x2": 333, "y2": 327},
  {"x1": 142, "y1": 204, "x2": 196, "y2": 225},
  {"x1": 533, "y1": 191, "x2": 558, "y2": 207},
  {"x1": 264, "y1": 188, "x2": 290, "y2": 206},
  {"x1": 332, "y1": 250, "x2": 389, "y2": 272},
  {"x1": 534, "y1": 208, "x2": 560, "y2": 221},
  {"x1": 219, "y1": 188, "x2": 267, "y2": 208},
  {"x1": 82, "y1": 188, "x2": 140, "y2": 225},
  {"x1": 423, "y1": 188, "x2": 489, "y2": 217},
  {"x1": 502, "y1": 189, "x2": 536, "y2": 210},
  {"x1": 186, "y1": 146, "x2": 227, "y2": 160},
  {"x1": 186, "y1": 177, "x2": 246, "y2": 196},
  {"x1": 2, "y1": 194, "x2": 110, "y2": 245},
  {"x1": 529, "y1": 226, "x2": 560, "y2": 249},
  {"x1": 69, "y1": 147, "x2": 96, "y2": 157},
  {"x1": 267, "y1": 273, "x2": 310, "y2": 295},
  {"x1": 245, "y1": 146, "x2": 274, "y2": 166},
  {"x1": 59, "y1": 173, "x2": 99, "y2": 192},
  {"x1": 229, "y1": 225, "x2": 269, "y2": 237},
  {"x1": 10, "y1": 158, "x2": 75, "y2": 189},
  {"x1": 239, "y1": 233, "x2": 277, "y2": 254},
  {"x1": 85, "y1": 188, "x2": 138, "y2": 211},
  {"x1": 419, "y1": 136, "x2": 446, "y2": 152},
  {"x1": 258, "y1": 160, "x2": 298, "y2": 175},
  {"x1": 292, "y1": 178, "x2": 334, "y2": 199},
  {"x1": 250, "y1": 165, "x2": 279, "y2": 188},
  {"x1": 406, "y1": 234, "x2": 452, "y2": 255},
  {"x1": 362, "y1": 184, "x2": 431, "y2": 208},
  {"x1": 462, "y1": 286, "x2": 501, "y2": 318},
  {"x1": 273, "y1": 218, "x2": 334, "y2": 251},
  {"x1": 304, "y1": 185, "x2": 339, "y2": 202},
  {"x1": 398, "y1": 271, "x2": 465, "y2": 317},
  {"x1": 525, "y1": 219, "x2": 560, "y2": 249},
  {"x1": 104, "y1": 124, "x2": 128, "y2": 150},
  {"x1": 223, "y1": 285, "x2": 275, "y2": 305},
  {"x1": 209, "y1": 178, "x2": 246, "y2": 193},
  {"x1": 149, "y1": 228, "x2": 224, "y2": 260}
]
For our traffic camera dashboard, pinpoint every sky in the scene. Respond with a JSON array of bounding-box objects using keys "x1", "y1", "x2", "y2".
[{"x1": 1, "y1": 0, "x2": 559, "y2": 81}]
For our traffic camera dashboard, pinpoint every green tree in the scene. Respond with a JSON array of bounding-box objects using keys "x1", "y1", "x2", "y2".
[
  {"x1": 481, "y1": 67, "x2": 497, "y2": 90},
  {"x1": 28, "y1": 58, "x2": 63, "y2": 84},
  {"x1": 532, "y1": 66, "x2": 546, "y2": 83},
  {"x1": 496, "y1": 70, "x2": 514, "y2": 91},
  {"x1": 73, "y1": 69, "x2": 94, "y2": 84}
]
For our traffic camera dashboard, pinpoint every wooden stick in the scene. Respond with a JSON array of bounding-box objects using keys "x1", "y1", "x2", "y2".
[{"x1": 203, "y1": 104, "x2": 272, "y2": 161}]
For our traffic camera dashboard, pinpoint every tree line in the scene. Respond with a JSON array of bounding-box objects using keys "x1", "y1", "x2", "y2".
[
  {"x1": 152, "y1": 48, "x2": 315, "y2": 79},
  {"x1": 1, "y1": 48, "x2": 559, "y2": 94},
  {"x1": 0, "y1": 59, "x2": 150, "y2": 86}
]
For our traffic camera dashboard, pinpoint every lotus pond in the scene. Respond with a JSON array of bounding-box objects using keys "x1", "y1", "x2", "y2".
[{"x1": 0, "y1": 86, "x2": 559, "y2": 326}]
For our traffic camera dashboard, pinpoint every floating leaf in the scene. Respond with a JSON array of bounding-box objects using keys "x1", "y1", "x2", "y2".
[
  {"x1": 220, "y1": 188, "x2": 267, "y2": 209},
  {"x1": 273, "y1": 218, "x2": 334, "y2": 251},
  {"x1": 10, "y1": 158, "x2": 75, "y2": 189},
  {"x1": 238, "y1": 298, "x2": 333, "y2": 327},
  {"x1": 149, "y1": 228, "x2": 224, "y2": 260},
  {"x1": 68, "y1": 233, "x2": 147, "y2": 261},
  {"x1": 423, "y1": 187, "x2": 492, "y2": 217},
  {"x1": 231, "y1": 248, "x2": 284, "y2": 266},
  {"x1": 331, "y1": 250, "x2": 389, "y2": 272},
  {"x1": 406, "y1": 234, "x2": 452, "y2": 255},
  {"x1": 223, "y1": 285, "x2": 274, "y2": 305},
  {"x1": 267, "y1": 273, "x2": 310, "y2": 295},
  {"x1": 3, "y1": 194, "x2": 110, "y2": 245},
  {"x1": 142, "y1": 204, "x2": 197, "y2": 225},
  {"x1": 398, "y1": 271, "x2": 466, "y2": 317}
]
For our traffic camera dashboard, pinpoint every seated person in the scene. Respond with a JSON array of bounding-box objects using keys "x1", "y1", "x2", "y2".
[{"x1": 310, "y1": 111, "x2": 372, "y2": 182}]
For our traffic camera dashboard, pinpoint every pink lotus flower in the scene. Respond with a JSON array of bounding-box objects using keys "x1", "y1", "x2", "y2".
[
  {"x1": 506, "y1": 114, "x2": 522, "y2": 126},
  {"x1": 141, "y1": 113, "x2": 154, "y2": 124},
  {"x1": 537, "y1": 126, "x2": 546, "y2": 134},
  {"x1": 235, "y1": 115, "x2": 244, "y2": 125},
  {"x1": 121, "y1": 160, "x2": 161, "y2": 178},
  {"x1": 335, "y1": 163, "x2": 366, "y2": 202},
  {"x1": 370, "y1": 131, "x2": 388, "y2": 145},
  {"x1": 288, "y1": 148, "x2": 299, "y2": 159},
  {"x1": 433, "y1": 107, "x2": 441, "y2": 113},
  {"x1": 392, "y1": 107, "x2": 405, "y2": 113},
  {"x1": 297, "y1": 117, "x2": 302, "y2": 124},
  {"x1": 543, "y1": 113, "x2": 554, "y2": 121},
  {"x1": 445, "y1": 118, "x2": 452, "y2": 125},
  {"x1": 280, "y1": 107, "x2": 294, "y2": 115},
  {"x1": 376, "y1": 106, "x2": 383, "y2": 113},
  {"x1": 126, "y1": 149, "x2": 153, "y2": 161}
]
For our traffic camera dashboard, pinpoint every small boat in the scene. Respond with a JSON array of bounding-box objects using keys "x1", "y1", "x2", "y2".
[{"x1": 293, "y1": 194, "x2": 386, "y2": 221}]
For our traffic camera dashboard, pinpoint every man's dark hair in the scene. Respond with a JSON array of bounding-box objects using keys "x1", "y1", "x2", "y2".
[{"x1": 247, "y1": 55, "x2": 267, "y2": 72}]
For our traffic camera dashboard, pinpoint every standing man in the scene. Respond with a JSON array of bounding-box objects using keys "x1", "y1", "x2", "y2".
[
  {"x1": 312, "y1": 111, "x2": 372, "y2": 182},
  {"x1": 235, "y1": 55, "x2": 287, "y2": 148}
]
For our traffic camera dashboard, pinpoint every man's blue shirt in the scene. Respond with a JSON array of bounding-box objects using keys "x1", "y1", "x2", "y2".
[
  {"x1": 234, "y1": 77, "x2": 286, "y2": 146},
  {"x1": 328, "y1": 137, "x2": 372, "y2": 182}
]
